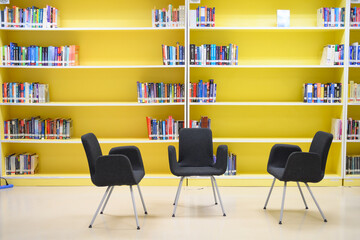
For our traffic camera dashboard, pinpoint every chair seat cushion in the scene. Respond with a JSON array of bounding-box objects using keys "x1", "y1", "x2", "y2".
[
  {"x1": 172, "y1": 166, "x2": 225, "y2": 176},
  {"x1": 268, "y1": 166, "x2": 324, "y2": 183},
  {"x1": 267, "y1": 166, "x2": 285, "y2": 181}
]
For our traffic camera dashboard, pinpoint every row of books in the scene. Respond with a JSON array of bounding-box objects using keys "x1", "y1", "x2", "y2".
[
  {"x1": 5, "y1": 153, "x2": 38, "y2": 175},
  {"x1": 1, "y1": 5, "x2": 59, "y2": 28},
  {"x1": 303, "y1": 83, "x2": 342, "y2": 103},
  {"x1": 161, "y1": 43, "x2": 185, "y2": 65},
  {"x1": 349, "y1": 81, "x2": 360, "y2": 102},
  {"x1": 346, "y1": 155, "x2": 360, "y2": 175},
  {"x1": 190, "y1": 79, "x2": 217, "y2": 103},
  {"x1": 1, "y1": 43, "x2": 80, "y2": 66},
  {"x1": 350, "y1": 7, "x2": 360, "y2": 27},
  {"x1": 320, "y1": 44, "x2": 344, "y2": 66},
  {"x1": 4, "y1": 117, "x2": 72, "y2": 140},
  {"x1": 331, "y1": 118, "x2": 342, "y2": 140},
  {"x1": 137, "y1": 82, "x2": 185, "y2": 103},
  {"x1": 152, "y1": 5, "x2": 185, "y2": 28},
  {"x1": 2, "y1": 82, "x2": 49, "y2": 103},
  {"x1": 190, "y1": 44, "x2": 239, "y2": 65},
  {"x1": 224, "y1": 152, "x2": 236, "y2": 176},
  {"x1": 190, "y1": 116, "x2": 211, "y2": 128},
  {"x1": 317, "y1": 8, "x2": 345, "y2": 27},
  {"x1": 347, "y1": 118, "x2": 360, "y2": 140},
  {"x1": 350, "y1": 42, "x2": 360, "y2": 65},
  {"x1": 146, "y1": 116, "x2": 184, "y2": 140},
  {"x1": 189, "y1": 6, "x2": 215, "y2": 28}
]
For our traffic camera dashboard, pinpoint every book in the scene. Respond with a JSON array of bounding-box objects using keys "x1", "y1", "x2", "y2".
[
  {"x1": 277, "y1": 10, "x2": 290, "y2": 27},
  {"x1": 162, "y1": 43, "x2": 185, "y2": 65},
  {"x1": 190, "y1": 79, "x2": 217, "y2": 103},
  {"x1": 146, "y1": 116, "x2": 184, "y2": 140},
  {"x1": 2, "y1": 82, "x2": 49, "y2": 103},
  {"x1": 320, "y1": 44, "x2": 344, "y2": 66},
  {"x1": 152, "y1": 5, "x2": 185, "y2": 28},
  {"x1": 190, "y1": 44, "x2": 238, "y2": 65},
  {"x1": 5, "y1": 153, "x2": 38, "y2": 175},
  {"x1": 303, "y1": 83, "x2": 341, "y2": 103},
  {"x1": 331, "y1": 118, "x2": 342, "y2": 140}
]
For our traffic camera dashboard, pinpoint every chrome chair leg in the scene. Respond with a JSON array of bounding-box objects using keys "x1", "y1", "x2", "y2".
[
  {"x1": 264, "y1": 178, "x2": 276, "y2": 210},
  {"x1": 279, "y1": 181, "x2": 287, "y2": 224},
  {"x1": 210, "y1": 177, "x2": 218, "y2": 205},
  {"x1": 100, "y1": 186, "x2": 114, "y2": 214},
  {"x1": 137, "y1": 184, "x2": 148, "y2": 214},
  {"x1": 130, "y1": 185, "x2": 140, "y2": 230},
  {"x1": 212, "y1": 176, "x2": 226, "y2": 216},
  {"x1": 89, "y1": 186, "x2": 111, "y2": 228},
  {"x1": 305, "y1": 183, "x2": 327, "y2": 222},
  {"x1": 297, "y1": 182, "x2": 308, "y2": 209},
  {"x1": 172, "y1": 176, "x2": 185, "y2": 217}
]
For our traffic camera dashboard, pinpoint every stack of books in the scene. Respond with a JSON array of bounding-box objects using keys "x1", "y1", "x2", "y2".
[
  {"x1": 1, "y1": 43, "x2": 79, "y2": 66},
  {"x1": 351, "y1": 7, "x2": 360, "y2": 27},
  {"x1": 2, "y1": 82, "x2": 49, "y2": 103},
  {"x1": 152, "y1": 5, "x2": 185, "y2": 27},
  {"x1": 346, "y1": 155, "x2": 360, "y2": 175},
  {"x1": 146, "y1": 116, "x2": 184, "y2": 140},
  {"x1": 0, "y1": 5, "x2": 59, "y2": 28},
  {"x1": 303, "y1": 83, "x2": 342, "y2": 103},
  {"x1": 190, "y1": 44, "x2": 239, "y2": 65},
  {"x1": 347, "y1": 118, "x2": 360, "y2": 140},
  {"x1": 4, "y1": 117, "x2": 72, "y2": 140},
  {"x1": 350, "y1": 42, "x2": 360, "y2": 65},
  {"x1": 137, "y1": 82, "x2": 184, "y2": 103},
  {"x1": 213, "y1": 150, "x2": 237, "y2": 176},
  {"x1": 320, "y1": 44, "x2": 344, "y2": 66},
  {"x1": 331, "y1": 118, "x2": 342, "y2": 140},
  {"x1": 349, "y1": 81, "x2": 360, "y2": 102},
  {"x1": 190, "y1": 6, "x2": 215, "y2": 27},
  {"x1": 190, "y1": 79, "x2": 217, "y2": 103},
  {"x1": 190, "y1": 116, "x2": 211, "y2": 128},
  {"x1": 5, "y1": 153, "x2": 38, "y2": 175},
  {"x1": 161, "y1": 43, "x2": 185, "y2": 65},
  {"x1": 317, "y1": 7, "x2": 345, "y2": 27}
]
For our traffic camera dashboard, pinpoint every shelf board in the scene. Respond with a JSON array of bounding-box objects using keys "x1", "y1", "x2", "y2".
[
  {"x1": 189, "y1": 102, "x2": 343, "y2": 106},
  {"x1": 346, "y1": 140, "x2": 360, "y2": 143},
  {"x1": 0, "y1": 102, "x2": 185, "y2": 107},
  {"x1": 213, "y1": 138, "x2": 342, "y2": 143},
  {"x1": 348, "y1": 102, "x2": 360, "y2": 105},
  {"x1": 0, "y1": 65, "x2": 184, "y2": 69},
  {"x1": 189, "y1": 65, "x2": 344, "y2": 69},
  {"x1": 344, "y1": 175, "x2": 360, "y2": 179},
  {"x1": 189, "y1": 173, "x2": 341, "y2": 180},
  {"x1": 0, "y1": 27, "x2": 185, "y2": 31},
  {"x1": 190, "y1": 27, "x2": 345, "y2": 31}
]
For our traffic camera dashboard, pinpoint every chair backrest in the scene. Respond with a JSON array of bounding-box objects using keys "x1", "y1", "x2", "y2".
[
  {"x1": 179, "y1": 128, "x2": 214, "y2": 167},
  {"x1": 309, "y1": 131, "x2": 333, "y2": 172},
  {"x1": 81, "y1": 133, "x2": 102, "y2": 178}
]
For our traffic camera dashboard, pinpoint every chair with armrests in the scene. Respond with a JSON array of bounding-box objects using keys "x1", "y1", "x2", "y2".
[
  {"x1": 263, "y1": 131, "x2": 333, "y2": 224},
  {"x1": 168, "y1": 128, "x2": 228, "y2": 217},
  {"x1": 81, "y1": 133, "x2": 147, "y2": 230}
]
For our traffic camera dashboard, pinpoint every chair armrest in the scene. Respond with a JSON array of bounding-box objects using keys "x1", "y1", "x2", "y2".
[
  {"x1": 214, "y1": 145, "x2": 228, "y2": 172},
  {"x1": 168, "y1": 145, "x2": 180, "y2": 175},
  {"x1": 282, "y1": 152, "x2": 323, "y2": 182},
  {"x1": 268, "y1": 144, "x2": 302, "y2": 169},
  {"x1": 109, "y1": 146, "x2": 144, "y2": 172},
  {"x1": 94, "y1": 154, "x2": 137, "y2": 186}
]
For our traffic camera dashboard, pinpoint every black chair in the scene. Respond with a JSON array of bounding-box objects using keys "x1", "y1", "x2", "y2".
[
  {"x1": 263, "y1": 131, "x2": 333, "y2": 224},
  {"x1": 168, "y1": 128, "x2": 228, "y2": 217},
  {"x1": 81, "y1": 133, "x2": 147, "y2": 230}
]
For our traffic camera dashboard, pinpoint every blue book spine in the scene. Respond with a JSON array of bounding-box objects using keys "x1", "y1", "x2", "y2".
[
  {"x1": 162, "y1": 121, "x2": 166, "y2": 140},
  {"x1": 212, "y1": 44, "x2": 216, "y2": 65},
  {"x1": 324, "y1": 8, "x2": 328, "y2": 27},
  {"x1": 179, "y1": 46, "x2": 183, "y2": 65},
  {"x1": 314, "y1": 84, "x2": 317, "y2": 103},
  {"x1": 307, "y1": 83, "x2": 312, "y2": 103},
  {"x1": 357, "y1": 45, "x2": 360, "y2": 65},
  {"x1": 321, "y1": 84, "x2": 324, "y2": 103},
  {"x1": 335, "y1": 8, "x2": 339, "y2": 27},
  {"x1": 350, "y1": 46, "x2": 354, "y2": 65},
  {"x1": 331, "y1": 83, "x2": 335, "y2": 103},
  {"x1": 35, "y1": 46, "x2": 39, "y2": 66}
]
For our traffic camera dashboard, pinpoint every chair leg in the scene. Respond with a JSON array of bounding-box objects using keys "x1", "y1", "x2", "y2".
[
  {"x1": 130, "y1": 185, "x2": 140, "y2": 230},
  {"x1": 279, "y1": 181, "x2": 287, "y2": 224},
  {"x1": 210, "y1": 177, "x2": 218, "y2": 205},
  {"x1": 304, "y1": 183, "x2": 327, "y2": 222},
  {"x1": 172, "y1": 176, "x2": 185, "y2": 217},
  {"x1": 137, "y1": 184, "x2": 148, "y2": 214},
  {"x1": 263, "y1": 178, "x2": 276, "y2": 210},
  {"x1": 89, "y1": 186, "x2": 111, "y2": 228},
  {"x1": 297, "y1": 182, "x2": 308, "y2": 209},
  {"x1": 100, "y1": 186, "x2": 114, "y2": 214},
  {"x1": 212, "y1": 176, "x2": 226, "y2": 216}
]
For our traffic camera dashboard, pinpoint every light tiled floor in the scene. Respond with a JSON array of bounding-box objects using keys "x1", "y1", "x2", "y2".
[{"x1": 0, "y1": 185, "x2": 360, "y2": 240}]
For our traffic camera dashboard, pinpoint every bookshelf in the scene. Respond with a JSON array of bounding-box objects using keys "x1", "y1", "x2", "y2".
[{"x1": 0, "y1": 0, "x2": 357, "y2": 186}]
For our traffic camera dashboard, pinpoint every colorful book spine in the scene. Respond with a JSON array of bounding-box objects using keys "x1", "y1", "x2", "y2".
[
  {"x1": 195, "y1": 6, "x2": 215, "y2": 27},
  {"x1": 303, "y1": 83, "x2": 341, "y2": 103},
  {"x1": 320, "y1": 44, "x2": 344, "y2": 66},
  {"x1": 190, "y1": 79, "x2": 217, "y2": 103},
  {"x1": 1, "y1": 43, "x2": 79, "y2": 66},
  {"x1": 346, "y1": 155, "x2": 360, "y2": 175},
  {"x1": 4, "y1": 117, "x2": 72, "y2": 140},
  {"x1": 2, "y1": 82, "x2": 49, "y2": 103},
  {"x1": 317, "y1": 7, "x2": 345, "y2": 27},
  {"x1": 5, "y1": 153, "x2": 39, "y2": 175},
  {"x1": 349, "y1": 42, "x2": 360, "y2": 65},
  {"x1": 213, "y1": 150, "x2": 237, "y2": 176},
  {"x1": 189, "y1": 116, "x2": 211, "y2": 129},
  {"x1": 152, "y1": 5, "x2": 185, "y2": 28},
  {"x1": 350, "y1": 7, "x2": 360, "y2": 27},
  {"x1": 190, "y1": 44, "x2": 238, "y2": 65},
  {"x1": 349, "y1": 81, "x2": 360, "y2": 102},
  {"x1": 137, "y1": 82, "x2": 185, "y2": 103},
  {"x1": 145, "y1": 116, "x2": 184, "y2": 140},
  {"x1": 162, "y1": 43, "x2": 185, "y2": 65},
  {"x1": 347, "y1": 118, "x2": 360, "y2": 140},
  {"x1": 331, "y1": 118, "x2": 342, "y2": 140}
]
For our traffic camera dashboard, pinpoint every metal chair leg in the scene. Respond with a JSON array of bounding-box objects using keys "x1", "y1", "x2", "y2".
[
  {"x1": 297, "y1": 182, "x2": 308, "y2": 209},
  {"x1": 304, "y1": 183, "x2": 327, "y2": 222},
  {"x1": 100, "y1": 186, "x2": 114, "y2": 214},
  {"x1": 137, "y1": 184, "x2": 148, "y2": 214},
  {"x1": 264, "y1": 178, "x2": 276, "y2": 210},
  {"x1": 212, "y1": 176, "x2": 226, "y2": 216},
  {"x1": 279, "y1": 181, "x2": 287, "y2": 224},
  {"x1": 89, "y1": 186, "x2": 111, "y2": 228},
  {"x1": 210, "y1": 177, "x2": 218, "y2": 205},
  {"x1": 172, "y1": 176, "x2": 185, "y2": 217},
  {"x1": 130, "y1": 185, "x2": 140, "y2": 230}
]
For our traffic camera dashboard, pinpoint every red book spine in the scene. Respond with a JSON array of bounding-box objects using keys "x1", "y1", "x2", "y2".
[
  {"x1": 169, "y1": 116, "x2": 173, "y2": 140},
  {"x1": 146, "y1": 117, "x2": 151, "y2": 140}
]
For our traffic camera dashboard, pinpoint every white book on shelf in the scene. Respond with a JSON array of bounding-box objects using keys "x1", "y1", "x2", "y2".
[
  {"x1": 277, "y1": 10, "x2": 290, "y2": 27},
  {"x1": 317, "y1": 8, "x2": 324, "y2": 27},
  {"x1": 320, "y1": 45, "x2": 335, "y2": 66},
  {"x1": 190, "y1": 10, "x2": 197, "y2": 27},
  {"x1": 179, "y1": 6, "x2": 185, "y2": 27}
]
